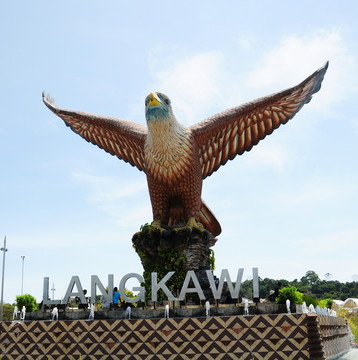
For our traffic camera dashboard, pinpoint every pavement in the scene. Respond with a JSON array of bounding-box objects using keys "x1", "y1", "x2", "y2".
[{"x1": 337, "y1": 348, "x2": 358, "y2": 359}]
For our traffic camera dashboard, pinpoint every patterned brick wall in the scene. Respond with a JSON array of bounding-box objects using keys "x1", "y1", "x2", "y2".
[
  {"x1": 0, "y1": 313, "x2": 350, "y2": 359},
  {"x1": 317, "y1": 314, "x2": 351, "y2": 359}
]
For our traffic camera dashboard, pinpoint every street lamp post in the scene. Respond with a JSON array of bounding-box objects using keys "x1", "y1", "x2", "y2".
[
  {"x1": 51, "y1": 282, "x2": 56, "y2": 300},
  {"x1": 21, "y1": 256, "x2": 25, "y2": 295},
  {"x1": 0, "y1": 236, "x2": 8, "y2": 321}
]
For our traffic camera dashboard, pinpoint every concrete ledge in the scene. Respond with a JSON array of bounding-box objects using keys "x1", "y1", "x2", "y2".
[{"x1": 28, "y1": 302, "x2": 289, "y2": 320}]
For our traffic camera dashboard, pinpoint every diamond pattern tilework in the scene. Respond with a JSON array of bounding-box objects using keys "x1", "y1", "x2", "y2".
[{"x1": 0, "y1": 313, "x2": 350, "y2": 359}]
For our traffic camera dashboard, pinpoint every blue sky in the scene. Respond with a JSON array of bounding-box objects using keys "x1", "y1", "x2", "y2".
[{"x1": 1, "y1": 1, "x2": 357, "y2": 303}]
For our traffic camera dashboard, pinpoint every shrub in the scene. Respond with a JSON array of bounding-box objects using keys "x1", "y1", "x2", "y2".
[
  {"x1": 2, "y1": 304, "x2": 15, "y2": 321},
  {"x1": 337, "y1": 307, "x2": 358, "y2": 342},
  {"x1": 302, "y1": 295, "x2": 318, "y2": 307},
  {"x1": 318, "y1": 298, "x2": 333, "y2": 309},
  {"x1": 276, "y1": 286, "x2": 303, "y2": 304},
  {"x1": 16, "y1": 294, "x2": 38, "y2": 312}
]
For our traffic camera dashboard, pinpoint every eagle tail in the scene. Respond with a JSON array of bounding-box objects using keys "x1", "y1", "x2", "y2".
[{"x1": 199, "y1": 200, "x2": 222, "y2": 237}]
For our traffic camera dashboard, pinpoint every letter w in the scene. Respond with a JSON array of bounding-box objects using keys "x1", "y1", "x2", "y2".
[{"x1": 206, "y1": 269, "x2": 244, "y2": 300}]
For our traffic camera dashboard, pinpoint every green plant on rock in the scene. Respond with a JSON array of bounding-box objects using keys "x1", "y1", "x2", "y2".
[
  {"x1": 16, "y1": 294, "x2": 38, "y2": 312},
  {"x1": 276, "y1": 286, "x2": 303, "y2": 305},
  {"x1": 141, "y1": 247, "x2": 187, "y2": 302},
  {"x1": 208, "y1": 249, "x2": 215, "y2": 270},
  {"x1": 139, "y1": 223, "x2": 154, "y2": 232}
]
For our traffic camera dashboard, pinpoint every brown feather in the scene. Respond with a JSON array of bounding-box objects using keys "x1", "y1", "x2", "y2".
[
  {"x1": 42, "y1": 95, "x2": 147, "y2": 171},
  {"x1": 189, "y1": 62, "x2": 328, "y2": 179}
]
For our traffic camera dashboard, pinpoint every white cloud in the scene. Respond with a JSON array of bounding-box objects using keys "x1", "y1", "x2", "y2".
[
  {"x1": 237, "y1": 34, "x2": 256, "y2": 51},
  {"x1": 278, "y1": 178, "x2": 341, "y2": 205},
  {"x1": 246, "y1": 29, "x2": 357, "y2": 110},
  {"x1": 72, "y1": 171, "x2": 146, "y2": 202},
  {"x1": 296, "y1": 229, "x2": 358, "y2": 255},
  {"x1": 149, "y1": 51, "x2": 225, "y2": 124},
  {"x1": 242, "y1": 142, "x2": 289, "y2": 171},
  {"x1": 147, "y1": 28, "x2": 357, "y2": 129},
  {"x1": 352, "y1": 118, "x2": 358, "y2": 135},
  {"x1": 71, "y1": 171, "x2": 150, "y2": 225}
]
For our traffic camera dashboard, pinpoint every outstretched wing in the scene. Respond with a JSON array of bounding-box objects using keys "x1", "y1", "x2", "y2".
[
  {"x1": 190, "y1": 62, "x2": 328, "y2": 179},
  {"x1": 43, "y1": 93, "x2": 147, "y2": 171}
]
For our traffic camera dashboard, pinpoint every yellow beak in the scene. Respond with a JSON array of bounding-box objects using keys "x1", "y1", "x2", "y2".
[{"x1": 147, "y1": 92, "x2": 162, "y2": 107}]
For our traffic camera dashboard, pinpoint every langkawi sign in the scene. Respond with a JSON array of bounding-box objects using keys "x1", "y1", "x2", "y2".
[{"x1": 43, "y1": 268, "x2": 259, "y2": 305}]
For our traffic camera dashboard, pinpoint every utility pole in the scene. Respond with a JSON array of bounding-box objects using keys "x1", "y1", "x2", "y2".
[
  {"x1": 51, "y1": 282, "x2": 56, "y2": 300},
  {"x1": 0, "y1": 236, "x2": 8, "y2": 321},
  {"x1": 21, "y1": 256, "x2": 25, "y2": 295}
]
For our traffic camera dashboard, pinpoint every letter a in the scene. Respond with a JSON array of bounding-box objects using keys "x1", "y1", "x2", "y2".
[{"x1": 178, "y1": 271, "x2": 205, "y2": 301}]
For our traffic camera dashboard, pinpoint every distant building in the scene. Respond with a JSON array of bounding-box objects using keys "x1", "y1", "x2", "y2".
[
  {"x1": 343, "y1": 298, "x2": 358, "y2": 309},
  {"x1": 331, "y1": 300, "x2": 344, "y2": 309}
]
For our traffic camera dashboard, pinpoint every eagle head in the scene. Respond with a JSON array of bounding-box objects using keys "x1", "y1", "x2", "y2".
[{"x1": 145, "y1": 92, "x2": 173, "y2": 122}]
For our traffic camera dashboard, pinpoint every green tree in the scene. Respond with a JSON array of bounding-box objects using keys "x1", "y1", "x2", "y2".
[
  {"x1": 16, "y1": 294, "x2": 38, "y2": 312},
  {"x1": 276, "y1": 286, "x2": 303, "y2": 304},
  {"x1": 300, "y1": 270, "x2": 320, "y2": 285}
]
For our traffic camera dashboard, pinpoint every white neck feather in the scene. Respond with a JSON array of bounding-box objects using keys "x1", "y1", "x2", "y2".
[
  {"x1": 145, "y1": 115, "x2": 192, "y2": 177},
  {"x1": 146, "y1": 115, "x2": 186, "y2": 149}
]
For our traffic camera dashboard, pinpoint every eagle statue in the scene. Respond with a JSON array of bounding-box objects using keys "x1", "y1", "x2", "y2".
[{"x1": 43, "y1": 62, "x2": 328, "y2": 237}]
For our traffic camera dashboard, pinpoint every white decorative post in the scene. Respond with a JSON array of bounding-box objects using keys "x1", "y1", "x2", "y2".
[
  {"x1": 205, "y1": 301, "x2": 210, "y2": 317},
  {"x1": 51, "y1": 307, "x2": 58, "y2": 321}
]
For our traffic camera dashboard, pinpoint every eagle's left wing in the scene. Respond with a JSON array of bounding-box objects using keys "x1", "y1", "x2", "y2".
[
  {"x1": 189, "y1": 62, "x2": 328, "y2": 179},
  {"x1": 43, "y1": 93, "x2": 147, "y2": 172}
]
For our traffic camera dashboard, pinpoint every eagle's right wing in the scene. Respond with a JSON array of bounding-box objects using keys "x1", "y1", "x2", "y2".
[
  {"x1": 190, "y1": 62, "x2": 328, "y2": 179},
  {"x1": 43, "y1": 93, "x2": 147, "y2": 172}
]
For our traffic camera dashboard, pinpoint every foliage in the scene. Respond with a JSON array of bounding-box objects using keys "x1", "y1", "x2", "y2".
[
  {"x1": 337, "y1": 307, "x2": 358, "y2": 342},
  {"x1": 318, "y1": 298, "x2": 333, "y2": 309},
  {"x1": 123, "y1": 289, "x2": 140, "y2": 307},
  {"x1": 239, "y1": 270, "x2": 358, "y2": 301},
  {"x1": 301, "y1": 270, "x2": 320, "y2": 285},
  {"x1": 139, "y1": 247, "x2": 187, "y2": 302},
  {"x1": 276, "y1": 286, "x2": 303, "y2": 305},
  {"x1": 139, "y1": 223, "x2": 153, "y2": 232},
  {"x1": 302, "y1": 295, "x2": 318, "y2": 307},
  {"x1": 208, "y1": 249, "x2": 215, "y2": 270},
  {"x1": 250, "y1": 278, "x2": 287, "y2": 299},
  {"x1": 134, "y1": 224, "x2": 213, "y2": 302},
  {"x1": 2, "y1": 304, "x2": 15, "y2": 321},
  {"x1": 16, "y1": 294, "x2": 38, "y2": 312}
]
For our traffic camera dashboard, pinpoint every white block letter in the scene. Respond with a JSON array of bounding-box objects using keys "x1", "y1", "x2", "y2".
[
  {"x1": 42, "y1": 277, "x2": 61, "y2": 305},
  {"x1": 91, "y1": 275, "x2": 114, "y2": 305},
  {"x1": 119, "y1": 273, "x2": 145, "y2": 303},
  {"x1": 178, "y1": 271, "x2": 205, "y2": 301},
  {"x1": 63, "y1": 276, "x2": 86, "y2": 304},
  {"x1": 252, "y1": 268, "x2": 259, "y2": 299},
  {"x1": 151, "y1": 272, "x2": 176, "y2": 301},
  {"x1": 206, "y1": 269, "x2": 243, "y2": 300}
]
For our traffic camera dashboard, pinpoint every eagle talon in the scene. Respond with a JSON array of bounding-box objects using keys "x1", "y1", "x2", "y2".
[
  {"x1": 186, "y1": 217, "x2": 206, "y2": 233},
  {"x1": 173, "y1": 217, "x2": 206, "y2": 234},
  {"x1": 150, "y1": 219, "x2": 165, "y2": 233}
]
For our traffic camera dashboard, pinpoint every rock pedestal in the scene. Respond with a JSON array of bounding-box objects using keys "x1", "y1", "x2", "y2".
[{"x1": 132, "y1": 225, "x2": 217, "y2": 301}]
